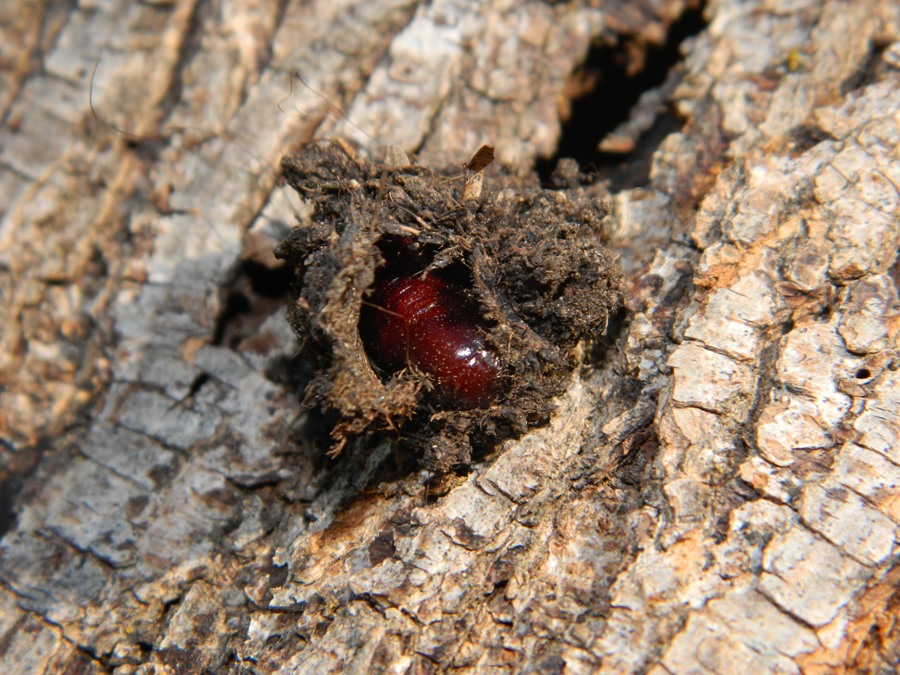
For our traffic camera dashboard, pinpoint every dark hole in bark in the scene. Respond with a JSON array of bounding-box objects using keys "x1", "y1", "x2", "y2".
[
  {"x1": 186, "y1": 372, "x2": 211, "y2": 398},
  {"x1": 591, "y1": 304, "x2": 628, "y2": 365},
  {"x1": 535, "y1": 2, "x2": 707, "y2": 189},
  {"x1": 212, "y1": 259, "x2": 293, "y2": 348},
  {"x1": 0, "y1": 478, "x2": 21, "y2": 538},
  {"x1": 212, "y1": 290, "x2": 251, "y2": 346},
  {"x1": 844, "y1": 38, "x2": 894, "y2": 94},
  {"x1": 855, "y1": 368, "x2": 871, "y2": 380},
  {"x1": 243, "y1": 259, "x2": 295, "y2": 299},
  {"x1": 788, "y1": 124, "x2": 831, "y2": 155}
]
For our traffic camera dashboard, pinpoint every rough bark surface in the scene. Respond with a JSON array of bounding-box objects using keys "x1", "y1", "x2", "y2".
[{"x1": 1, "y1": 0, "x2": 899, "y2": 673}]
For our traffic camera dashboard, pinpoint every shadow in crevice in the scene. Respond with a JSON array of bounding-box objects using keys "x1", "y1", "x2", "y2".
[
  {"x1": 536, "y1": 2, "x2": 708, "y2": 191},
  {"x1": 0, "y1": 477, "x2": 22, "y2": 539},
  {"x1": 211, "y1": 259, "x2": 295, "y2": 349}
]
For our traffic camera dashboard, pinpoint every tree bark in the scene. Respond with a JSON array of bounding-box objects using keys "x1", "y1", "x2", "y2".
[{"x1": 1, "y1": 0, "x2": 899, "y2": 672}]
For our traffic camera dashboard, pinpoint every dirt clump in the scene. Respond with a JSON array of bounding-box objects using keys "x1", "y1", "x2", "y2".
[{"x1": 275, "y1": 139, "x2": 620, "y2": 471}]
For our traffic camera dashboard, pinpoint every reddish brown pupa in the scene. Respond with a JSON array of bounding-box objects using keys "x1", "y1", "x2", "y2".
[{"x1": 360, "y1": 268, "x2": 504, "y2": 409}]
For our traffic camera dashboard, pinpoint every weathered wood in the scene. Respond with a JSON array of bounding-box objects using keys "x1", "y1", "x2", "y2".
[{"x1": 1, "y1": 0, "x2": 899, "y2": 672}]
